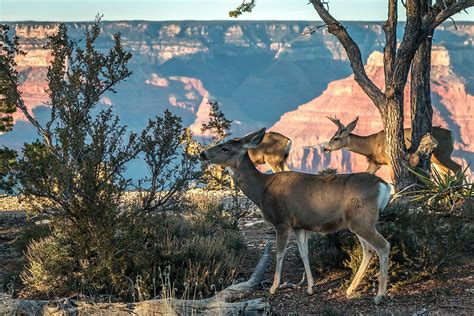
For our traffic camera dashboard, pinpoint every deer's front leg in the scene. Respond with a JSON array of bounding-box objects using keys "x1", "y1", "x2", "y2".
[{"x1": 270, "y1": 225, "x2": 290, "y2": 294}]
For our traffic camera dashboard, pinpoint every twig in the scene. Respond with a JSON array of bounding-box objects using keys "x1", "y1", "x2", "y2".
[
  {"x1": 301, "y1": 24, "x2": 327, "y2": 35},
  {"x1": 296, "y1": 272, "x2": 306, "y2": 286},
  {"x1": 448, "y1": 16, "x2": 458, "y2": 29}
]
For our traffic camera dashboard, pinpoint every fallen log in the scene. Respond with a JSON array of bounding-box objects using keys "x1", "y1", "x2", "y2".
[{"x1": 0, "y1": 241, "x2": 272, "y2": 315}]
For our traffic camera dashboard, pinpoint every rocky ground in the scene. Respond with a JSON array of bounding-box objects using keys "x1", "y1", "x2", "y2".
[
  {"x1": 1, "y1": 196, "x2": 473, "y2": 315},
  {"x1": 0, "y1": 210, "x2": 27, "y2": 293},
  {"x1": 239, "y1": 217, "x2": 474, "y2": 315}
]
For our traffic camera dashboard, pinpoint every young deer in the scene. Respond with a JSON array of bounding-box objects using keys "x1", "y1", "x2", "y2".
[
  {"x1": 248, "y1": 131, "x2": 292, "y2": 172},
  {"x1": 211, "y1": 131, "x2": 291, "y2": 183},
  {"x1": 324, "y1": 117, "x2": 461, "y2": 175},
  {"x1": 200, "y1": 128, "x2": 391, "y2": 304}
]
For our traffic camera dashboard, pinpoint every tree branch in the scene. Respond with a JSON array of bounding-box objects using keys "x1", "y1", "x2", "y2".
[
  {"x1": 383, "y1": 0, "x2": 397, "y2": 88},
  {"x1": 389, "y1": 0, "x2": 422, "y2": 97},
  {"x1": 301, "y1": 24, "x2": 327, "y2": 36},
  {"x1": 310, "y1": 0, "x2": 385, "y2": 107},
  {"x1": 16, "y1": 98, "x2": 52, "y2": 147},
  {"x1": 429, "y1": 0, "x2": 474, "y2": 29}
]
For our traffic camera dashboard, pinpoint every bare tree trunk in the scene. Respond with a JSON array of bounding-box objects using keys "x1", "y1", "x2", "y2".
[
  {"x1": 383, "y1": 97, "x2": 412, "y2": 191},
  {"x1": 306, "y1": 0, "x2": 474, "y2": 190},
  {"x1": 410, "y1": 1, "x2": 434, "y2": 174}
]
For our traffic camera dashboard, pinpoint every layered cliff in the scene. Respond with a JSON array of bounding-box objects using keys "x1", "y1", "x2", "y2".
[
  {"x1": 270, "y1": 47, "x2": 473, "y2": 179},
  {"x1": 2, "y1": 21, "x2": 473, "y2": 178},
  {"x1": 10, "y1": 21, "x2": 384, "y2": 128}
]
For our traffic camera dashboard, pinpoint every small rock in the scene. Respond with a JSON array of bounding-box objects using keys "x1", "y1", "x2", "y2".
[{"x1": 412, "y1": 308, "x2": 429, "y2": 316}]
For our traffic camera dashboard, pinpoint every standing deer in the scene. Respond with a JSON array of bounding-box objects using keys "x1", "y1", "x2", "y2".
[
  {"x1": 248, "y1": 131, "x2": 292, "y2": 172},
  {"x1": 212, "y1": 131, "x2": 291, "y2": 181},
  {"x1": 324, "y1": 117, "x2": 461, "y2": 175},
  {"x1": 200, "y1": 128, "x2": 391, "y2": 304}
]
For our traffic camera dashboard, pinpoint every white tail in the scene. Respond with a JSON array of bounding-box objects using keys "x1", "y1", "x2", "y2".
[{"x1": 201, "y1": 128, "x2": 391, "y2": 304}]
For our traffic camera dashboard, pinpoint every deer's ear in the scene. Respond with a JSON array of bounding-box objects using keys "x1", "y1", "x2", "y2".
[
  {"x1": 345, "y1": 117, "x2": 359, "y2": 133},
  {"x1": 242, "y1": 128, "x2": 266, "y2": 149}
]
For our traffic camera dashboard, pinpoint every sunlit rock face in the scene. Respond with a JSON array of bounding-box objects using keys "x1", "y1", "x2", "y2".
[
  {"x1": 271, "y1": 47, "x2": 473, "y2": 180},
  {"x1": 3, "y1": 21, "x2": 473, "y2": 178}
]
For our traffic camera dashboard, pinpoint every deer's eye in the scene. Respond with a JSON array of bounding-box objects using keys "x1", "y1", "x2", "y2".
[
  {"x1": 333, "y1": 137, "x2": 340, "y2": 141},
  {"x1": 221, "y1": 147, "x2": 230, "y2": 152}
]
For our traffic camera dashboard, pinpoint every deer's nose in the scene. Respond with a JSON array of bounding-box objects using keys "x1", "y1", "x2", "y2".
[
  {"x1": 200, "y1": 152, "x2": 208, "y2": 161},
  {"x1": 323, "y1": 146, "x2": 330, "y2": 152}
]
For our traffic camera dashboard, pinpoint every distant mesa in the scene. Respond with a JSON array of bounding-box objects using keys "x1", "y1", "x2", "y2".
[{"x1": 145, "y1": 73, "x2": 169, "y2": 87}]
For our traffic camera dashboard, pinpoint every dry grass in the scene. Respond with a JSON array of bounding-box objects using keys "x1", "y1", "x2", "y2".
[{"x1": 0, "y1": 189, "x2": 258, "y2": 213}]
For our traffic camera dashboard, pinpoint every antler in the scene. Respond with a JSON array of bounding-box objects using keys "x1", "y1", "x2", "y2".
[{"x1": 327, "y1": 116, "x2": 345, "y2": 131}]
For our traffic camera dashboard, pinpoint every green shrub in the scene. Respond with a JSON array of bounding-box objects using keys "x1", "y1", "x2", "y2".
[
  {"x1": 21, "y1": 235, "x2": 76, "y2": 297},
  {"x1": 3, "y1": 19, "x2": 244, "y2": 302},
  {"x1": 407, "y1": 166, "x2": 473, "y2": 210},
  {"x1": 0, "y1": 147, "x2": 17, "y2": 193},
  {"x1": 318, "y1": 168, "x2": 338, "y2": 176},
  {"x1": 345, "y1": 201, "x2": 473, "y2": 291},
  {"x1": 309, "y1": 231, "x2": 355, "y2": 273},
  {"x1": 21, "y1": 201, "x2": 245, "y2": 300},
  {"x1": 14, "y1": 222, "x2": 51, "y2": 254},
  {"x1": 199, "y1": 101, "x2": 234, "y2": 191}
]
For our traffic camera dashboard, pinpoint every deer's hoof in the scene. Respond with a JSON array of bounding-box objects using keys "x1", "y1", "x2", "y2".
[
  {"x1": 269, "y1": 286, "x2": 278, "y2": 295},
  {"x1": 306, "y1": 287, "x2": 315, "y2": 296},
  {"x1": 374, "y1": 294, "x2": 385, "y2": 304},
  {"x1": 346, "y1": 288, "x2": 355, "y2": 298}
]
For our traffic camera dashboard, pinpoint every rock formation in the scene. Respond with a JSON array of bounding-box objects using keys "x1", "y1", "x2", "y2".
[
  {"x1": 270, "y1": 47, "x2": 473, "y2": 180},
  {"x1": 2, "y1": 21, "x2": 472, "y2": 178}
]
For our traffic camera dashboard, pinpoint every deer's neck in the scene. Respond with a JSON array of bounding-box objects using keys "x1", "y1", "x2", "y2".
[
  {"x1": 226, "y1": 152, "x2": 270, "y2": 209},
  {"x1": 346, "y1": 134, "x2": 377, "y2": 157}
]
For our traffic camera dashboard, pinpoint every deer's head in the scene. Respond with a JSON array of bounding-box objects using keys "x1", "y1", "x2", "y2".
[
  {"x1": 324, "y1": 117, "x2": 359, "y2": 152},
  {"x1": 200, "y1": 128, "x2": 266, "y2": 168}
]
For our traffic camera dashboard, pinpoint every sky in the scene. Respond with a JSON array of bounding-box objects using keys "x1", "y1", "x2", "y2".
[{"x1": 1, "y1": 0, "x2": 472, "y2": 22}]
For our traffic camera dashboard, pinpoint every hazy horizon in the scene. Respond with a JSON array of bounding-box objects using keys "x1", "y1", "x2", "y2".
[
  {"x1": 3, "y1": 19, "x2": 474, "y2": 23},
  {"x1": 1, "y1": 0, "x2": 472, "y2": 22}
]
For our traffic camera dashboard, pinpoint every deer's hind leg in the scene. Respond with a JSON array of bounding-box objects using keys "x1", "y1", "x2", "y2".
[
  {"x1": 431, "y1": 153, "x2": 462, "y2": 175},
  {"x1": 346, "y1": 236, "x2": 373, "y2": 297},
  {"x1": 350, "y1": 224, "x2": 390, "y2": 304},
  {"x1": 295, "y1": 229, "x2": 315, "y2": 295}
]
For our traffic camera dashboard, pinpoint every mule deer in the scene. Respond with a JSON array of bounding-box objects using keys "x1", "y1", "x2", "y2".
[
  {"x1": 248, "y1": 131, "x2": 292, "y2": 172},
  {"x1": 200, "y1": 128, "x2": 391, "y2": 304},
  {"x1": 212, "y1": 131, "x2": 291, "y2": 181},
  {"x1": 324, "y1": 117, "x2": 461, "y2": 175}
]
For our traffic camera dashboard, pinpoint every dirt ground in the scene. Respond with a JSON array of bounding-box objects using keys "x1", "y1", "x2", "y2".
[
  {"x1": 1, "y1": 207, "x2": 473, "y2": 315},
  {"x1": 239, "y1": 217, "x2": 474, "y2": 315},
  {"x1": 0, "y1": 210, "x2": 27, "y2": 292}
]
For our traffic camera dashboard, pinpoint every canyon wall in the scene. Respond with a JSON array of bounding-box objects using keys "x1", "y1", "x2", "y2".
[
  {"x1": 2, "y1": 21, "x2": 473, "y2": 178},
  {"x1": 270, "y1": 48, "x2": 473, "y2": 179}
]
